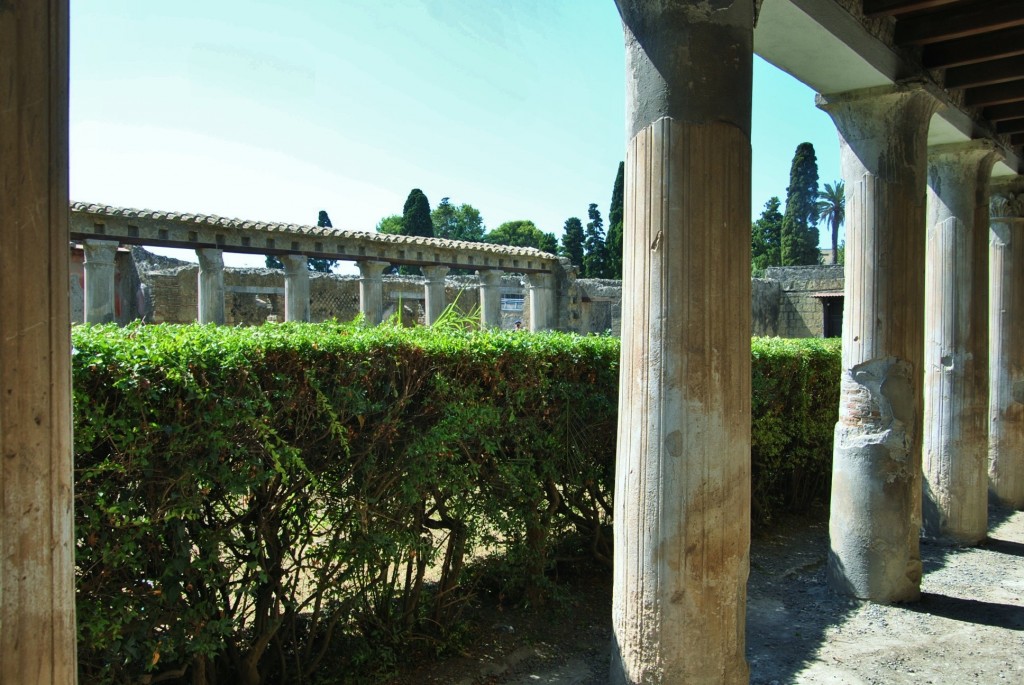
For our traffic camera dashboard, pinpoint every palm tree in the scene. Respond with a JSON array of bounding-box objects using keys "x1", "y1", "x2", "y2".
[{"x1": 817, "y1": 181, "x2": 845, "y2": 264}]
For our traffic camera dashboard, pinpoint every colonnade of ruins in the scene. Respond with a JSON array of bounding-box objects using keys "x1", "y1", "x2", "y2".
[
  {"x1": 78, "y1": 240, "x2": 557, "y2": 331},
  {"x1": 4, "y1": 1, "x2": 1024, "y2": 683}
]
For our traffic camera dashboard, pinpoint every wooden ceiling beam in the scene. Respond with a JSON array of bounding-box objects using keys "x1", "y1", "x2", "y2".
[
  {"x1": 923, "y1": 26, "x2": 1024, "y2": 68},
  {"x1": 996, "y1": 118, "x2": 1024, "y2": 134},
  {"x1": 945, "y1": 55, "x2": 1024, "y2": 89},
  {"x1": 862, "y1": 0, "x2": 958, "y2": 18},
  {"x1": 964, "y1": 80, "x2": 1024, "y2": 108},
  {"x1": 983, "y1": 102, "x2": 1024, "y2": 122},
  {"x1": 895, "y1": 0, "x2": 1024, "y2": 46}
]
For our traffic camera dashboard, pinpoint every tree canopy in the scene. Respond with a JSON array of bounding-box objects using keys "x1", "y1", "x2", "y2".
[
  {"x1": 751, "y1": 196, "x2": 784, "y2": 276},
  {"x1": 817, "y1": 181, "x2": 845, "y2": 264},
  {"x1": 560, "y1": 217, "x2": 585, "y2": 268},
  {"x1": 376, "y1": 214, "x2": 403, "y2": 235},
  {"x1": 583, "y1": 203, "x2": 608, "y2": 278},
  {"x1": 605, "y1": 162, "x2": 625, "y2": 279},
  {"x1": 484, "y1": 220, "x2": 557, "y2": 254},
  {"x1": 781, "y1": 142, "x2": 821, "y2": 266},
  {"x1": 402, "y1": 188, "x2": 434, "y2": 238},
  {"x1": 431, "y1": 197, "x2": 485, "y2": 242}
]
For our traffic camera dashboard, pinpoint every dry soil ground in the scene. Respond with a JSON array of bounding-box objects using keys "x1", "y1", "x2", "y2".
[{"x1": 386, "y1": 505, "x2": 1024, "y2": 684}]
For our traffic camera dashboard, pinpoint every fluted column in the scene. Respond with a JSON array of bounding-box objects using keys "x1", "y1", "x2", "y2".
[
  {"x1": 989, "y1": 178, "x2": 1024, "y2": 509},
  {"x1": 357, "y1": 260, "x2": 389, "y2": 326},
  {"x1": 83, "y1": 239, "x2": 120, "y2": 323},
  {"x1": 281, "y1": 255, "x2": 310, "y2": 322},
  {"x1": 421, "y1": 265, "x2": 450, "y2": 325},
  {"x1": 817, "y1": 85, "x2": 939, "y2": 602},
  {"x1": 0, "y1": 0, "x2": 77, "y2": 681},
  {"x1": 196, "y1": 248, "x2": 226, "y2": 325},
  {"x1": 922, "y1": 142, "x2": 997, "y2": 543},
  {"x1": 524, "y1": 272, "x2": 555, "y2": 332},
  {"x1": 612, "y1": 2, "x2": 752, "y2": 683},
  {"x1": 478, "y1": 270, "x2": 503, "y2": 329}
]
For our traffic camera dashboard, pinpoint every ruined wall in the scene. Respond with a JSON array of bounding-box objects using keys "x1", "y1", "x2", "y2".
[
  {"x1": 751, "y1": 278, "x2": 782, "y2": 337},
  {"x1": 763, "y1": 265, "x2": 844, "y2": 338}
]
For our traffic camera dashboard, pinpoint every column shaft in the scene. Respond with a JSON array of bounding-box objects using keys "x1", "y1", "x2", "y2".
[
  {"x1": 922, "y1": 143, "x2": 996, "y2": 543},
  {"x1": 83, "y1": 239, "x2": 120, "y2": 323},
  {"x1": 818, "y1": 86, "x2": 938, "y2": 601},
  {"x1": 0, "y1": 0, "x2": 77, "y2": 681},
  {"x1": 524, "y1": 272, "x2": 554, "y2": 332},
  {"x1": 422, "y1": 265, "x2": 450, "y2": 325},
  {"x1": 282, "y1": 255, "x2": 310, "y2": 322},
  {"x1": 478, "y1": 270, "x2": 503, "y2": 329},
  {"x1": 197, "y1": 248, "x2": 226, "y2": 325},
  {"x1": 612, "y1": 2, "x2": 752, "y2": 682},
  {"x1": 358, "y1": 260, "x2": 389, "y2": 326},
  {"x1": 989, "y1": 180, "x2": 1024, "y2": 509}
]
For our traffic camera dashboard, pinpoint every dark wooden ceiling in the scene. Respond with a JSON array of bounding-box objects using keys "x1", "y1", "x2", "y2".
[{"x1": 864, "y1": 0, "x2": 1024, "y2": 153}]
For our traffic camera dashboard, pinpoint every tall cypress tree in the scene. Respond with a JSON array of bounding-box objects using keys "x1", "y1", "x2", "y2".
[
  {"x1": 402, "y1": 188, "x2": 433, "y2": 238},
  {"x1": 583, "y1": 203, "x2": 608, "y2": 278},
  {"x1": 780, "y1": 142, "x2": 821, "y2": 265},
  {"x1": 560, "y1": 217, "x2": 585, "y2": 267},
  {"x1": 605, "y1": 162, "x2": 625, "y2": 279},
  {"x1": 751, "y1": 196, "x2": 784, "y2": 276},
  {"x1": 308, "y1": 210, "x2": 338, "y2": 273}
]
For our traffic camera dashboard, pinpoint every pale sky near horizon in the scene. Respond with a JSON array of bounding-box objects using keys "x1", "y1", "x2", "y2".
[{"x1": 70, "y1": 0, "x2": 842, "y2": 270}]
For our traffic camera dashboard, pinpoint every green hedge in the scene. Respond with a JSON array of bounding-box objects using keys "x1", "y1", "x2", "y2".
[{"x1": 72, "y1": 323, "x2": 838, "y2": 684}]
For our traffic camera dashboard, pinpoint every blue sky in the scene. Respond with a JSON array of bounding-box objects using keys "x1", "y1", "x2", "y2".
[{"x1": 70, "y1": 0, "x2": 842, "y2": 269}]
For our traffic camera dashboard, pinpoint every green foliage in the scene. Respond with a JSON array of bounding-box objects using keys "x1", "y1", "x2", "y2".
[
  {"x1": 73, "y1": 324, "x2": 838, "y2": 683},
  {"x1": 376, "y1": 214, "x2": 404, "y2": 235},
  {"x1": 605, "y1": 162, "x2": 624, "y2": 279},
  {"x1": 752, "y1": 196, "x2": 784, "y2": 277},
  {"x1": 431, "y1": 197, "x2": 485, "y2": 242},
  {"x1": 559, "y1": 217, "x2": 585, "y2": 268},
  {"x1": 402, "y1": 188, "x2": 434, "y2": 238},
  {"x1": 816, "y1": 180, "x2": 845, "y2": 263},
  {"x1": 484, "y1": 220, "x2": 557, "y2": 254},
  {"x1": 582, "y1": 204, "x2": 607, "y2": 278},
  {"x1": 781, "y1": 142, "x2": 821, "y2": 266}
]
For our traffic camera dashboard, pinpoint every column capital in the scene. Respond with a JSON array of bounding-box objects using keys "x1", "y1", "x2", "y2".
[
  {"x1": 990, "y1": 176, "x2": 1024, "y2": 220},
  {"x1": 523, "y1": 272, "x2": 553, "y2": 289},
  {"x1": 83, "y1": 238, "x2": 119, "y2": 265},
  {"x1": 357, "y1": 260, "x2": 390, "y2": 280},
  {"x1": 196, "y1": 247, "x2": 224, "y2": 270},
  {"x1": 281, "y1": 254, "x2": 308, "y2": 275},
  {"x1": 477, "y1": 269, "x2": 503, "y2": 287},
  {"x1": 928, "y1": 139, "x2": 1000, "y2": 167},
  {"x1": 421, "y1": 265, "x2": 449, "y2": 283}
]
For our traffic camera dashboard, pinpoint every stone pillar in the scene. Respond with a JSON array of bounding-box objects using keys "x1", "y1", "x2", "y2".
[
  {"x1": 611, "y1": 2, "x2": 752, "y2": 683},
  {"x1": 357, "y1": 260, "x2": 389, "y2": 326},
  {"x1": 421, "y1": 265, "x2": 450, "y2": 325},
  {"x1": 524, "y1": 272, "x2": 555, "y2": 332},
  {"x1": 282, "y1": 255, "x2": 310, "y2": 322},
  {"x1": 478, "y1": 270, "x2": 503, "y2": 329},
  {"x1": 922, "y1": 142, "x2": 998, "y2": 543},
  {"x1": 989, "y1": 178, "x2": 1024, "y2": 509},
  {"x1": 817, "y1": 86, "x2": 939, "y2": 602},
  {"x1": 0, "y1": 1, "x2": 77, "y2": 682},
  {"x1": 83, "y1": 239, "x2": 120, "y2": 323},
  {"x1": 196, "y1": 248, "x2": 226, "y2": 325}
]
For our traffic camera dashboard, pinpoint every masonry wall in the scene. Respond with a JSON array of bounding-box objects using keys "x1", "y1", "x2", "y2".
[{"x1": 763, "y1": 265, "x2": 844, "y2": 338}]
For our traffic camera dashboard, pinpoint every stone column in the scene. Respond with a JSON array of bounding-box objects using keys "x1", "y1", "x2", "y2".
[
  {"x1": 421, "y1": 265, "x2": 450, "y2": 325},
  {"x1": 922, "y1": 142, "x2": 998, "y2": 543},
  {"x1": 989, "y1": 178, "x2": 1024, "y2": 509},
  {"x1": 0, "y1": 1, "x2": 77, "y2": 681},
  {"x1": 357, "y1": 260, "x2": 389, "y2": 326},
  {"x1": 83, "y1": 239, "x2": 120, "y2": 323},
  {"x1": 524, "y1": 272, "x2": 554, "y2": 332},
  {"x1": 611, "y1": 2, "x2": 752, "y2": 683},
  {"x1": 817, "y1": 85, "x2": 939, "y2": 602},
  {"x1": 478, "y1": 270, "x2": 503, "y2": 329},
  {"x1": 281, "y1": 255, "x2": 310, "y2": 322},
  {"x1": 196, "y1": 248, "x2": 226, "y2": 325}
]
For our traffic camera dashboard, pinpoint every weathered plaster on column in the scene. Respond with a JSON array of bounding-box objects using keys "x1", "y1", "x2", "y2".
[
  {"x1": 817, "y1": 85, "x2": 939, "y2": 601},
  {"x1": 281, "y1": 255, "x2": 310, "y2": 322},
  {"x1": 989, "y1": 179, "x2": 1024, "y2": 510},
  {"x1": 357, "y1": 260, "x2": 389, "y2": 326},
  {"x1": 612, "y1": 2, "x2": 752, "y2": 682},
  {"x1": 478, "y1": 270, "x2": 503, "y2": 329},
  {"x1": 196, "y1": 248, "x2": 226, "y2": 325},
  {"x1": 524, "y1": 272, "x2": 555, "y2": 332},
  {"x1": 421, "y1": 265, "x2": 450, "y2": 325},
  {"x1": 83, "y1": 239, "x2": 120, "y2": 323},
  {"x1": 922, "y1": 142, "x2": 997, "y2": 543}
]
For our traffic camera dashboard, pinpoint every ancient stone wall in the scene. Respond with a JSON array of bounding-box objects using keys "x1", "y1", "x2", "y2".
[{"x1": 763, "y1": 265, "x2": 845, "y2": 338}]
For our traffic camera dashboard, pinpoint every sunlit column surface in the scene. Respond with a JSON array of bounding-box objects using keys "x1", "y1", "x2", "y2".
[
  {"x1": 478, "y1": 269, "x2": 503, "y2": 329},
  {"x1": 817, "y1": 85, "x2": 939, "y2": 601},
  {"x1": 989, "y1": 178, "x2": 1024, "y2": 510},
  {"x1": 83, "y1": 239, "x2": 119, "y2": 323},
  {"x1": 611, "y1": 1, "x2": 752, "y2": 682},
  {"x1": 282, "y1": 255, "x2": 311, "y2": 322},
  {"x1": 524, "y1": 272, "x2": 554, "y2": 332},
  {"x1": 197, "y1": 247, "x2": 226, "y2": 325},
  {"x1": 357, "y1": 260, "x2": 389, "y2": 326},
  {"x1": 421, "y1": 265, "x2": 450, "y2": 325}
]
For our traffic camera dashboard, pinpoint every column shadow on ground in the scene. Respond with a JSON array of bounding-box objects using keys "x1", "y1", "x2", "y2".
[{"x1": 898, "y1": 593, "x2": 1024, "y2": 631}]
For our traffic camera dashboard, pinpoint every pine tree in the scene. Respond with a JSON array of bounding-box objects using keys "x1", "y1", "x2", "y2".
[
  {"x1": 751, "y1": 196, "x2": 784, "y2": 276},
  {"x1": 781, "y1": 142, "x2": 821, "y2": 265},
  {"x1": 560, "y1": 217, "x2": 585, "y2": 267},
  {"x1": 583, "y1": 203, "x2": 608, "y2": 278},
  {"x1": 402, "y1": 189, "x2": 433, "y2": 238},
  {"x1": 606, "y1": 162, "x2": 625, "y2": 279},
  {"x1": 308, "y1": 210, "x2": 338, "y2": 273},
  {"x1": 431, "y1": 197, "x2": 485, "y2": 242}
]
